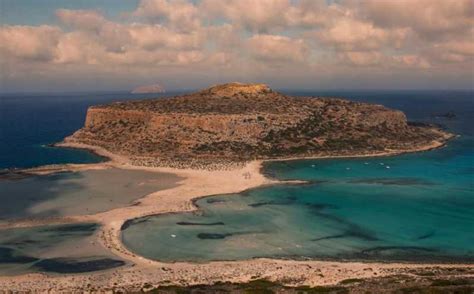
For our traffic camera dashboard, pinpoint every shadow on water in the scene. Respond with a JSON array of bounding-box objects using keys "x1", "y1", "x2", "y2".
[
  {"x1": 0, "y1": 223, "x2": 125, "y2": 275},
  {"x1": 348, "y1": 177, "x2": 437, "y2": 186},
  {"x1": 196, "y1": 230, "x2": 267, "y2": 240},
  {"x1": 0, "y1": 247, "x2": 38, "y2": 263},
  {"x1": 0, "y1": 169, "x2": 182, "y2": 221},
  {"x1": 33, "y1": 258, "x2": 125, "y2": 274},
  {"x1": 308, "y1": 204, "x2": 380, "y2": 242},
  {"x1": 0, "y1": 172, "x2": 83, "y2": 220},
  {"x1": 177, "y1": 221, "x2": 225, "y2": 226},
  {"x1": 416, "y1": 231, "x2": 436, "y2": 240}
]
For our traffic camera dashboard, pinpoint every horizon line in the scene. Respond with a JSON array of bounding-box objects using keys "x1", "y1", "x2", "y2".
[{"x1": 1, "y1": 88, "x2": 473, "y2": 96}]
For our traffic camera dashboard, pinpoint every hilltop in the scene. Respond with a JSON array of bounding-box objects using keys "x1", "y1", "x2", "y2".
[{"x1": 64, "y1": 83, "x2": 452, "y2": 168}]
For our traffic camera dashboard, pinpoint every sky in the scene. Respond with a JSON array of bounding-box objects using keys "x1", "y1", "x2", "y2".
[{"x1": 0, "y1": 0, "x2": 473, "y2": 92}]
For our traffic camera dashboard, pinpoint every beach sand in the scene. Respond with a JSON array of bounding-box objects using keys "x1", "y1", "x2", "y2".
[{"x1": 1, "y1": 138, "x2": 472, "y2": 292}]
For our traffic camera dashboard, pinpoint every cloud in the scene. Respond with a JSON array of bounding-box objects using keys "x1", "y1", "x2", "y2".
[
  {"x1": 1, "y1": 0, "x2": 473, "y2": 91},
  {"x1": 247, "y1": 34, "x2": 310, "y2": 63},
  {"x1": 357, "y1": 0, "x2": 474, "y2": 40},
  {"x1": 338, "y1": 51, "x2": 431, "y2": 69},
  {"x1": 128, "y1": 24, "x2": 204, "y2": 50},
  {"x1": 56, "y1": 9, "x2": 106, "y2": 31},
  {"x1": 200, "y1": 0, "x2": 291, "y2": 32},
  {"x1": 133, "y1": 0, "x2": 200, "y2": 32},
  {"x1": 0, "y1": 25, "x2": 61, "y2": 61},
  {"x1": 315, "y1": 18, "x2": 409, "y2": 51}
]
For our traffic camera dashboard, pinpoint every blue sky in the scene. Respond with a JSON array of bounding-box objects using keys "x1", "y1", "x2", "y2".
[
  {"x1": 0, "y1": 0, "x2": 473, "y2": 92},
  {"x1": 0, "y1": 0, "x2": 138, "y2": 25}
]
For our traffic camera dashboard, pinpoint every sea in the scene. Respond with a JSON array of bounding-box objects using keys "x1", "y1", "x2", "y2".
[{"x1": 1, "y1": 90, "x2": 473, "y2": 266}]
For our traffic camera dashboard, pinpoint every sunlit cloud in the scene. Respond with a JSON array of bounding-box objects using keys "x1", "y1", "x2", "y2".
[{"x1": 0, "y1": 0, "x2": 472, "y2": 91}]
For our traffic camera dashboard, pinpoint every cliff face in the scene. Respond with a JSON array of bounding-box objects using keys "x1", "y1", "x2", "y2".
[{"x1": 66, "y1": 83, "x2": 451, "y2": 166}]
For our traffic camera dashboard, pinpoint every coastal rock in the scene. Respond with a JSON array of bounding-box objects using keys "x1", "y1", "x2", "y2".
[{"x1": 66, "y1": 83, "x2": 452, "y2": 167}]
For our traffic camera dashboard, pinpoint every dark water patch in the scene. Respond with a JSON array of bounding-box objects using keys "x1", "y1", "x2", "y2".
[
  {"x1": 3, "y1": 239, "x2": 41, "y2": 247},
  {"x1": 312, "y1": 234, "x2": 346, "y2": 242},
  {"x1": 41, "y1": 223, "x2": 98, "y2": 233},
  {"x1": 0, "y1": 247, "x2": 38, "y2": 264},
  {"x1": 176, "y1": 221, "x2": 225, "y2": 226},
  {"x1": 305, "y1": 202, "x2": 379, "y2": 241},
  {"x1": 360, "y1": 246, "x2": 437, "y2": 255},
  {"x1": 286, "y1": 195, "x2": 297, "y2": 201},
  {"x1": 197, "y1": 231, "x2": 262, "y2": 240},
  {"x1": 346, "y1": 227, "x2": 380, "y2": 242},
  {"x1": 309, "y1": 209, "x2": 379, "y2": 242},
  {"x1": 33, "y1": 257, "x2": 125, "y2": 273},
  {"x1": 206, "y1": 198, "x2": 226, "y2": 204},
  {"x1": 197, "y1": 233, "x2": 232, "y2": 239},
  {"x1": 305, "y1": 203, "x2": 338, "y2": 210},
  {"x1": 0, "y1": 168, "x2": 182, "y2": 220},
  {"x1": 348, "y1": 177, "x2": 436, "y2": 186},
  {"x1": 312, "y1": 226, "x2": 379, "y2": 242},
  {"x1": 346, "y1": 246, "x2": 467, "y2": 262},
  {"x1": 248, "y1": 200, "x2": 293, "y2": 207},
  {"x1": 416, "y1": 231, "x2": 436, "y2": 240}
]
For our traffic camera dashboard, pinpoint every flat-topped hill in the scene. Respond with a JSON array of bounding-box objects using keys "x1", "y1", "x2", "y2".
[
  {"x1": 100, "y1": 83, "x2": 308, "y2": 114},
  {"x1": 65, "y1": 83, "x2": 452, "y2": 168}
]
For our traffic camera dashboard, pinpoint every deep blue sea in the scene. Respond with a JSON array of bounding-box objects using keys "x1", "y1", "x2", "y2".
[
  {"x1": 0, "y1": 91, "x2": 182, "y2": 169},
  {"x1": 1, "y1": 90, "x2": 473, "y2": 263},
  {"x1": 1, "y1": 90, "x2": 471, "y2": 169}
]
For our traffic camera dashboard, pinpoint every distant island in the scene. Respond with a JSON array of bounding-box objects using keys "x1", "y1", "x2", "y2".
[
  {"x1": 131, "y1": 83, "x2": 166, "y2": 94},
  {"x1": 65, "y1": 83, "x2": 452, "y2": 168}
]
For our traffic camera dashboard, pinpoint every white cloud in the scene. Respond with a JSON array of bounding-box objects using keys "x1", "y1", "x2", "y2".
[
  {"x1": 247, "y1": 34, "x2": 310, "y2": 63},
  {"x1": 133, "y1": 0, "x2": 200, "y2": 32},
  {"x1": 357, "y1": 0, "x2": 474, "y2": 40},
  {"x1": 1, "y1": 0, "x2": 473, "y2": 91},
  {"x1": 0, "y1": 25, "x2": 61, "y2": 61}
]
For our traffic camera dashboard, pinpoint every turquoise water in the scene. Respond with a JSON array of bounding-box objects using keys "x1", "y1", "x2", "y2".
[
  {"x1": 121, "y1": 140, "x2": 474, "y2": 262},
  {"x1": 1, "y1": 90, "x2": 473, "y2": 266},
  {"x1": 121, "y1": 92, "x2": 474, "y2": 262}
]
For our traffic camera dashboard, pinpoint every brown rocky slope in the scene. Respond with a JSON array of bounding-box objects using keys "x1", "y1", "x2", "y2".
[{"x1": 64, "y1": 83, "x2": 452, "y2": 167}]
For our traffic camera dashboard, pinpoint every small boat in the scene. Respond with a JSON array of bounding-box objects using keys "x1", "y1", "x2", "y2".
[{"x1": 171, "y1": 234, "x2": 177, "y2": 238}]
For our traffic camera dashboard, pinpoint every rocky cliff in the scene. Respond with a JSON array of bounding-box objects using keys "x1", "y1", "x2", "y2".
[{"x1": 65, "y1": 83, "x2": 452, "y2": 167}]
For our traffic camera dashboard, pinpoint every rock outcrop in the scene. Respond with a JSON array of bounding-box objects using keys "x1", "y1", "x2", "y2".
[{"x1": 65, "y1": 83, "x2": 452, "y2": 167}]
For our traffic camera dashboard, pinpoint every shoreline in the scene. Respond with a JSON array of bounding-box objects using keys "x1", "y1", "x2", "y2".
[{"x1": 2, "y1": 136, "x2": 472, "y2": 292}]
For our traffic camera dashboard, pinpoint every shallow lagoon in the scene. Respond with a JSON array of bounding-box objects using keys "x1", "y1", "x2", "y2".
[
  {"x1": 122, "y1": 91, "x2": 474, "y2": 262},
  {"x1": 0, "y1": 168, "x2": 181, "y2": 220},
  {"x1": 122, "y1": 140, "x2": 474, "y2": 262},
  {"x1": 0, "y1": 223, "x2": 124, "y2": 275}
]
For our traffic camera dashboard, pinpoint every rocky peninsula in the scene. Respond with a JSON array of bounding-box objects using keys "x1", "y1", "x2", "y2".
[
  {"x1": 1, "y1": 83, "x2": 465, "y2": 293},
  {"x1": 64, "y1": 83, "x2": 452, "y2": 169}
]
